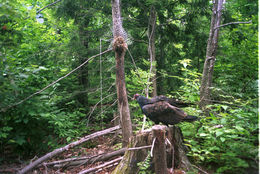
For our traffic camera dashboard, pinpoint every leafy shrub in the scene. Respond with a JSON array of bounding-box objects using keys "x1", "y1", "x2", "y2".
[{"x1": 175, "y1": 61, "x2": 258, "y2": 173}]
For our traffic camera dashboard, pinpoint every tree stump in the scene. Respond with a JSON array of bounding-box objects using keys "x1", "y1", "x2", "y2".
[
  {"x1": 111, "y1": 129, "x2": 152, "y2": 174},
  {"x1": 112, "y1": 125, "x2": 193, "y2": 174}
]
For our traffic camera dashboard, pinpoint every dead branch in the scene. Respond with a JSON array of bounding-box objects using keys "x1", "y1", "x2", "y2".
[
  {"x1": 18, "y1": 125, "x2": 120, "y2": 174},
  {"x1": 128, "y1": 145, "x2": 152, "y2": 151},
  {"x1": 78, "y1": 157, "x2": 123, "y2": 174},
  {"x1": 214, "y1": 20, "x2": 252, "y2": 30},
  {"x1": 192, "y1": 165, "x2": 209, "y2": 174},
  {"x1": 36, "y1": 0, "x2": 62, "y2": 14},
  {"x1": 47, "y1": 148, "x2": 126, "y2": 169}
]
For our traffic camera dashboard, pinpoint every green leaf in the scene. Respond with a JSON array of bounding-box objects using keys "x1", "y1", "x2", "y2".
[
  {"x1": 220, "y1": 137, "x2": 226, "y2": 142},
  {"x1": 199, "y1": 133, "x2": 208, "y2": 137},
  {"x1": 66, "y1": 137, "x2": 71, "y2": 142},
  {"x1": 221, "y1": 105, "x2": 228, "y2": 110},
  {"x1": 216, "y1": 130, "x2": 223, "y2": 137}
]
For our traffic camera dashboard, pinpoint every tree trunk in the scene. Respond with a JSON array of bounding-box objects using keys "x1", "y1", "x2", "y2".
[
  {"x1": 77, "y1": 22, "x2": 90, "y2": 108},
  {"x1": 171, "y1": 126, "x2": 192, "y2": 170},
  {"x1": 199, "y1": 0, "x2": 224, "y2": 110},
  {"x1": 148, "y1": 6, "x2": 157, "y2": 97},
  {"x1": 111, "y1": 0, "x2": 133, "y2": 147}
]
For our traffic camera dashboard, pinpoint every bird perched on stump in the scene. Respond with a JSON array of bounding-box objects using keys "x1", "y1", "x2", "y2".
[{"x1": 133, "y1": 94, "x2": 198, "y2": 126}]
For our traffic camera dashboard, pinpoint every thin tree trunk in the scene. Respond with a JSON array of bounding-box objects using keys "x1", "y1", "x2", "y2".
[
  {"x1": 77, "y1": 21, "x2": 90, "y2": 108},
  {"x1": 111, "y1": 0, "x2": 133, "y2": 147},
  {"x1": 199, "y1": 0, "x2": 224, "y2": 110},
  {"x1": 148, "y1": 6, "x2": 157, "y2": 97}
]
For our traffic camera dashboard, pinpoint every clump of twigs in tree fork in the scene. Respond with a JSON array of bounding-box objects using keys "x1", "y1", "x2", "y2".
[{"x1": 113, "y1": 36, "x2": 128, "y2": 53}]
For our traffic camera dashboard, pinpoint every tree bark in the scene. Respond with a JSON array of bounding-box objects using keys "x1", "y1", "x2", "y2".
[
  {"x1": 148, "y1": 6, "x2": 157, "y2": 97},
  {"x1": 199, "y1": 0, "x2": 224, "y2": 110},
  {"x1": 171, "y1": 126, "x2": 192, "y2": 170},
  {"x1": 111, "y1": 0, "x2": 133, "y2": 147}
]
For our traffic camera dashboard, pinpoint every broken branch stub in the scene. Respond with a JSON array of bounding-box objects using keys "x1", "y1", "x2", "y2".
[{"x1": 113, "y1": 36, "x2": 128, "y2": 53}]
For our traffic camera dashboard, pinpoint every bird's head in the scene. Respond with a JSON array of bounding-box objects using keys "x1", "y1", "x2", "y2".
[{"x1": 133, "y1": 93, "x2": 140, "y2": 100}]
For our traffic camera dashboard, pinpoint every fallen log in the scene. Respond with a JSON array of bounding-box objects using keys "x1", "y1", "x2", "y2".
[
  {"x1": 18, "y1": 125, "x2": 121, "y2": 174},
  {"x1": 78, "y1": 156, "x2": 123, "y2": 174}
]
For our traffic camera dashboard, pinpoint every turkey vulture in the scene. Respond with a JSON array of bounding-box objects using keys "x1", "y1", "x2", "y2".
[{"x1": 133, "y1": 94, "x2": 198, "y2": 126}]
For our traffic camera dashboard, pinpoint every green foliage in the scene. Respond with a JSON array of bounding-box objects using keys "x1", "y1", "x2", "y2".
[
  {"x1": 137, "y1": 153, "x2": 153, "y2": 174},
  {"x1": 166, "y1": 59, "x2": 259, "y2": 173},
  {"x1": 183, "y1": 104, "x2": 258, "y2": 173},
  {"x1": 177, "y1": 73, "x2": 258, "y2": 173}
]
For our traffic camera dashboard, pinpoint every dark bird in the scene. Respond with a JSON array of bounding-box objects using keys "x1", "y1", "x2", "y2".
[{"x1": 133, "y1": 94, "x2": 198, "y2": 126}]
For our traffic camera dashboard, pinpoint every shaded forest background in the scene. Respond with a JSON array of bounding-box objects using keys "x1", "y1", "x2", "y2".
[{"x1": 0, "y1": 0, "x2": 258, "y2": 173}]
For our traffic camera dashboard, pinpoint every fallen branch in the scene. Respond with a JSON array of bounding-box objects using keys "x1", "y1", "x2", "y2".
[
  {"x1": 78, "y1": 157, "x2": 123, "y2": 174},
  {"x1": 192, "y1": 165, "x2": 209, "y2": 174},
  {"x1": 214, "y1": 20, "x2": 252, "y2": 30},
  {"x1": 18, "y1": 125, "x2": 120, "y2": 174},
  {"x1": 128, "y1": 145, "x2": 152, "y2": 151},
  {"x1": 46, "y1": 148, "x2": 126, "y2": 169}
]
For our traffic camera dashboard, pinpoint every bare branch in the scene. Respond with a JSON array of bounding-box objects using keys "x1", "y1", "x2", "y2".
[
  {"x1": 214, "y1": 20, "x2": 252, "y2": 30},
  {"x1": 86, "y1": 92, "x2": 116, "y2": 126},
  {"x1": 36, "y1": 0, "x2": 62, "y2": 14},
  {"x1": 44, "y1": 148, "x2": 126, "y2": 169},
  {"x1": 78, "y1": 157, "x2": 123, "y2": 174},
  {"x1": 128, "y1": 145, "x2": 152, "y2": 151},
  {"x1": 192, "y1": 165, "x2": 210, "y2": 174}
]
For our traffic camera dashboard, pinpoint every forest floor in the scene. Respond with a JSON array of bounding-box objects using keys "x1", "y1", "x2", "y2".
[{"x1": 0, "y1": 135, "x2": 120, "y2": 174}]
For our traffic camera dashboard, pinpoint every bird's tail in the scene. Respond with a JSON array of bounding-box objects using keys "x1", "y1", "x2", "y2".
[{"x1": 183, "y1": 115, "x2": 198, "y2": 122}]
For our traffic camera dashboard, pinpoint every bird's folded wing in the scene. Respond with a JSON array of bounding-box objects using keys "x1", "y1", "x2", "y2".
[{"x1": 142, "y1": 101, "x2": 188, "y2": 125}]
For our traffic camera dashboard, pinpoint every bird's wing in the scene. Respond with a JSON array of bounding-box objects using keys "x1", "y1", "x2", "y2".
[
  {"x1": 149, "y1": 95, "x2": 193, "y2": 107},
  {"x1": 149, "y1": 95, "x2": 168, "y2": 104},
  {"x1": 142, "y1": 101, "x2": 188, "y2": 125}
]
